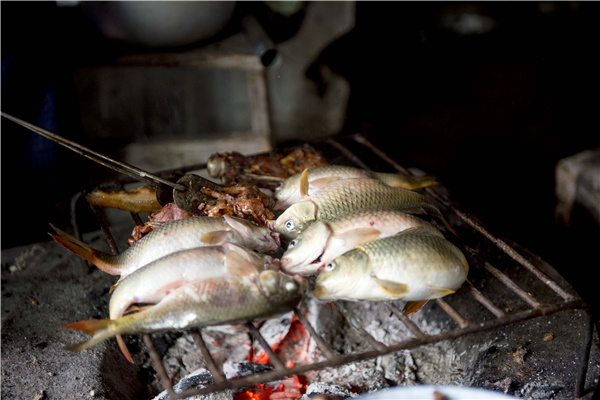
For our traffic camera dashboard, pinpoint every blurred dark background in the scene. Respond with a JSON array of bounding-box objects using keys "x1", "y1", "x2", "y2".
[{"x1": 2, "y1": 2, "x2": 599, "y2": 309}]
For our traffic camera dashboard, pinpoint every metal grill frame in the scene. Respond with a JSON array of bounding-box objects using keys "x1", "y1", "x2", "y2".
[{"x1": 70, "y1": 133, "x2": 597, "y2": 399}]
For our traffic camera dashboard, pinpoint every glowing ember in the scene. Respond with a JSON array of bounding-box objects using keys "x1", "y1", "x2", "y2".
[{"x1": 233, "y1": 375, "x2": 305, "y2": 400}]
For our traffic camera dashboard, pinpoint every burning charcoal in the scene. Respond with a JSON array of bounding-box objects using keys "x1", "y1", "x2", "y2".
[{"x1": 154, "y1": 368, "x2": 233, "y2": 400}]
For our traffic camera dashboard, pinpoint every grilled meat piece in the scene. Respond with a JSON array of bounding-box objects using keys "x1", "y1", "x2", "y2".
[
  {"x1": 129, "y1": 183, "x2": 276, "y2": 245},
  {"x1": 207, "y1": 148, "x2": 328, "y2": 189}
]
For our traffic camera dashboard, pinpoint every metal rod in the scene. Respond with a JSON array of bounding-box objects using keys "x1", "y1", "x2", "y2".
[
  {"x1": 334, "y1": 302, "x2": 388, "y2": 352},
  {"x1": 245, "y1": 322, "x2": 287, "y2": 371},
  {"x1": 350, "y1": 133, "x2": 577, "y2": 302},
  {"x1": 435, "y1": 299, "x2": 470, "y2": 329},
  {"x1": 1, "y1": 112, "x2": 187, "y2": 191},
  {"x1": 293, "y1": 308, "x2": 340, "y2": 361},
  {"x1": 190, "y1": 328, "x2": 228, "y2": 385},
  {"x1": 175, "y1": 300, "x2": 588, "y2": 399},
  {"x1": 463, "y1": 282, "x2": 507, "y2": 318},
  {"x1": 385, "y1": 302, "x2": 428, "y2": 340},
  {"x1": 130, "y1": 212, "x2": 144, "y2": 227},
  {"x1": 326, "y1": 138, "x2": 372, "y2": 170},
  {"x1": 143, "y1": 334, "x2": 175, "y2": 397},
  {"x1": 574, "y1": 313, "x2": 595, "y2": 398},
  {"x1": 89, "y1": 204, "x2": 120, "y2": 256},
  {"x1": 447, "y1": 205, "x2": 576, "y2": 302},
  {"x1": 70, "y1": 192, "x2": 91, "y2": 273},
  {"x1": 482, "y1": 261, "x2": 541, "y2": 309},
  {"x1": 352, "y1": 133, "x2": 409, "y2": 174}
]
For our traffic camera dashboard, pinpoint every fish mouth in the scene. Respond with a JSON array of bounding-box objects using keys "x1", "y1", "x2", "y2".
[
  {"x1": 310, "y1": 253, "x2": 325, "y2": 267},
  {"x1": 270, "y1": 232, "x2": 281, "y2": 249}
]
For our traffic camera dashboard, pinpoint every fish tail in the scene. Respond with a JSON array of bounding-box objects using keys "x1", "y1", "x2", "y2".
[
  {"x1": 63, "y1": 319, "x2": 115, "y2": 353},
  {"x1": 420, "y1": 206, "x2": 460, "y2": 238},
  {"x1": 49, "y1": 224, "x2": 120, "y2": 275},
  {"x1": 372, "y1": 172, "x2": 438, "y2": 190}
]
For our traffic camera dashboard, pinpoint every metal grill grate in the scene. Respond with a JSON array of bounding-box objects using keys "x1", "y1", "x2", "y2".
[{"x1": 71, "y1": 133, "x2": 596, "y2": 399}]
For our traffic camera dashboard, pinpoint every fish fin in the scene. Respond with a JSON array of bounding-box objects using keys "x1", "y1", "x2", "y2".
[
  {"x1": 199, "y1": 230, "x2": 235, "y2": 244},
  {"x1": 372, "y1": 278, "x2": 409, "y2": 296},
  {"x1": 63, "y1": 319, "x2": 115, "y2": 353},
  {"x1": 426, "y1": 285, "x2": 456, "y2": 297},
  {"x1": 223, "y1": 215, "x2": 252, "y2": 235},
  {"x1": 310, "y1": 176, "x2": 340, "y2": 192},
  {"x1": 419, "y1": 206, "x2": 460, "y2": 237},
  {"x1": 116, "y1": 335, "x2": 134, "y2": 363},
  {"x1": 335, "y1": 228, "x2": 381, "y2": 248},
  {"x1": 124, "y1": 304, "x2": 155, "y2": 315},
  {"x1": 63, "y1": 319, "x2": 110, "y2": 334},
  {"x1": 109, "y1": 278, "x2": 123, "y2": 294},
  {"x1": 299, "y1": 169, "x2": 309, "y2": 198},
  {"x1": 372, "y1": 172, "x2": 438, "y2": 190},
  {"x1": 403, "y1": 300, "x2": 429, "y2": 316},
  {"x1": 49, "y1": 224, "x2": 119, "y2": 275},
  {"x1": 226, "y1": 250, "x2": 260, "y2": 276}
]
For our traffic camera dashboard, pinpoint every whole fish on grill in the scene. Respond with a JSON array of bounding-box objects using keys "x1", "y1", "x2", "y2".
[
  {"x1": 280, "y1": 210, "x2": 443, "y2": 276},
  {"x1": 50, "y1": 215, "x2": 280, "y2": 278},
  {"x1": 272, "y1": 170, "x2": 456, "y2": 241},
  {"x1": 273, "y1": 165, "x2": 437, "y2": 210},
  {"x1": 313, "y1": 228, "x2": 468, "y2": 302},
  {"x1": 64, "y1": 270, "x2": 308, "y2": 356},
  {"x1": 109, "y1": 242, "x2": 279, "y2": 363}
]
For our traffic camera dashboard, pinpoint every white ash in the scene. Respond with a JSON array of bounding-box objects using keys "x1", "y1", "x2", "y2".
[
  {"x1": 253, "y1": 311, "x2": 295, "y2": 356},
  {"x1": 303, "y1": 383, "x2": 358, "y2": 399},
  {"x1": 157, "y1": 326, "x2": 252, "y2": 385},
  {"x1": 154, "y1": 368, "x2": 233, "y2": 400},
  {"x1": 302, "y1": 292, "x2": 349, "y2": 362},
  {"x1": 308, "y1": 360, "x2": 389, "y2": 392},
  {"x1": 8, "y1": 244, "x2": 47, "y2": 274},
  {"x1": 223, "y1": 361, "x2": 274, "y2": 379}
]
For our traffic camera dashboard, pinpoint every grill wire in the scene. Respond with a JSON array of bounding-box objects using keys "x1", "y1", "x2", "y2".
[{"x1": 71, "y1": 133, "x2": 597, "y2": 399}]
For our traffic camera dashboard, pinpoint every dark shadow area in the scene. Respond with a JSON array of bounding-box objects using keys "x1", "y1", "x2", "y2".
[{"x1": 306, "y1": 2, "x2": 600, "y2": 312}]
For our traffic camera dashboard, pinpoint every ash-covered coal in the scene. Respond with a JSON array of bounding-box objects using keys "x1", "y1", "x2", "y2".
[
  {"x1": 223, "y1": 361, "x2": 274, "y2": 379},
  {"x1": 154, "y1": 368, "x2": 233, "y2": 400},
  {"x1": 303, "y1": 383, "x2": 358, "y2": 400}
]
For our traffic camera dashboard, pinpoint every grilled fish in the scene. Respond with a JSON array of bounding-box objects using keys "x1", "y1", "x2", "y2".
[
  {"x1": 64, "y1": 270, "x2": 308, "y2": 357},
  {"x1": 109, "y1": 242, "x2": 279, "y2": 362},
  {"x1": 314, "y1": 229, "x2": 468, "y2": 302},
  {"x1": 273, "y1": 171, "x2": 455, "y2": 241},
  {"x1": 280, "y1": 210, "x2": 443, "y2": 276},
  {"x1": 50, "y1": 215, "x2": 280, "y2": 278},
  {"x1": 274, "y1": 165, "x2": 437, "y2": 210}
]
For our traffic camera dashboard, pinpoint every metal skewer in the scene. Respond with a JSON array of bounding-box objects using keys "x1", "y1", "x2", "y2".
[{"x1": 1, "y1": 112, "x2": 187, "y2": 192}]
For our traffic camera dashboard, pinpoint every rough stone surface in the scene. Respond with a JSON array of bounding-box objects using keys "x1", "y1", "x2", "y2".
[{"x1": 1, "y1": 224, "x2": 151, "y2": 399}]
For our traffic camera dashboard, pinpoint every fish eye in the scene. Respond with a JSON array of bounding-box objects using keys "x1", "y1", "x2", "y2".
[
  {"x1": 285, "y1": 282, "x2": 297, "y2": 291},
  {"x1": 285, "y1": 220, "x2": 295, "y2": 231},
  {"x1": 325, "y1": 261, "x2": 337, "y2": 272},
  {"x1": 275, "y1": 183, "x2": 284, "y2": 190},
  {"x1": 288, "y1": 239, "x2": 297, "y2": 248}
]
